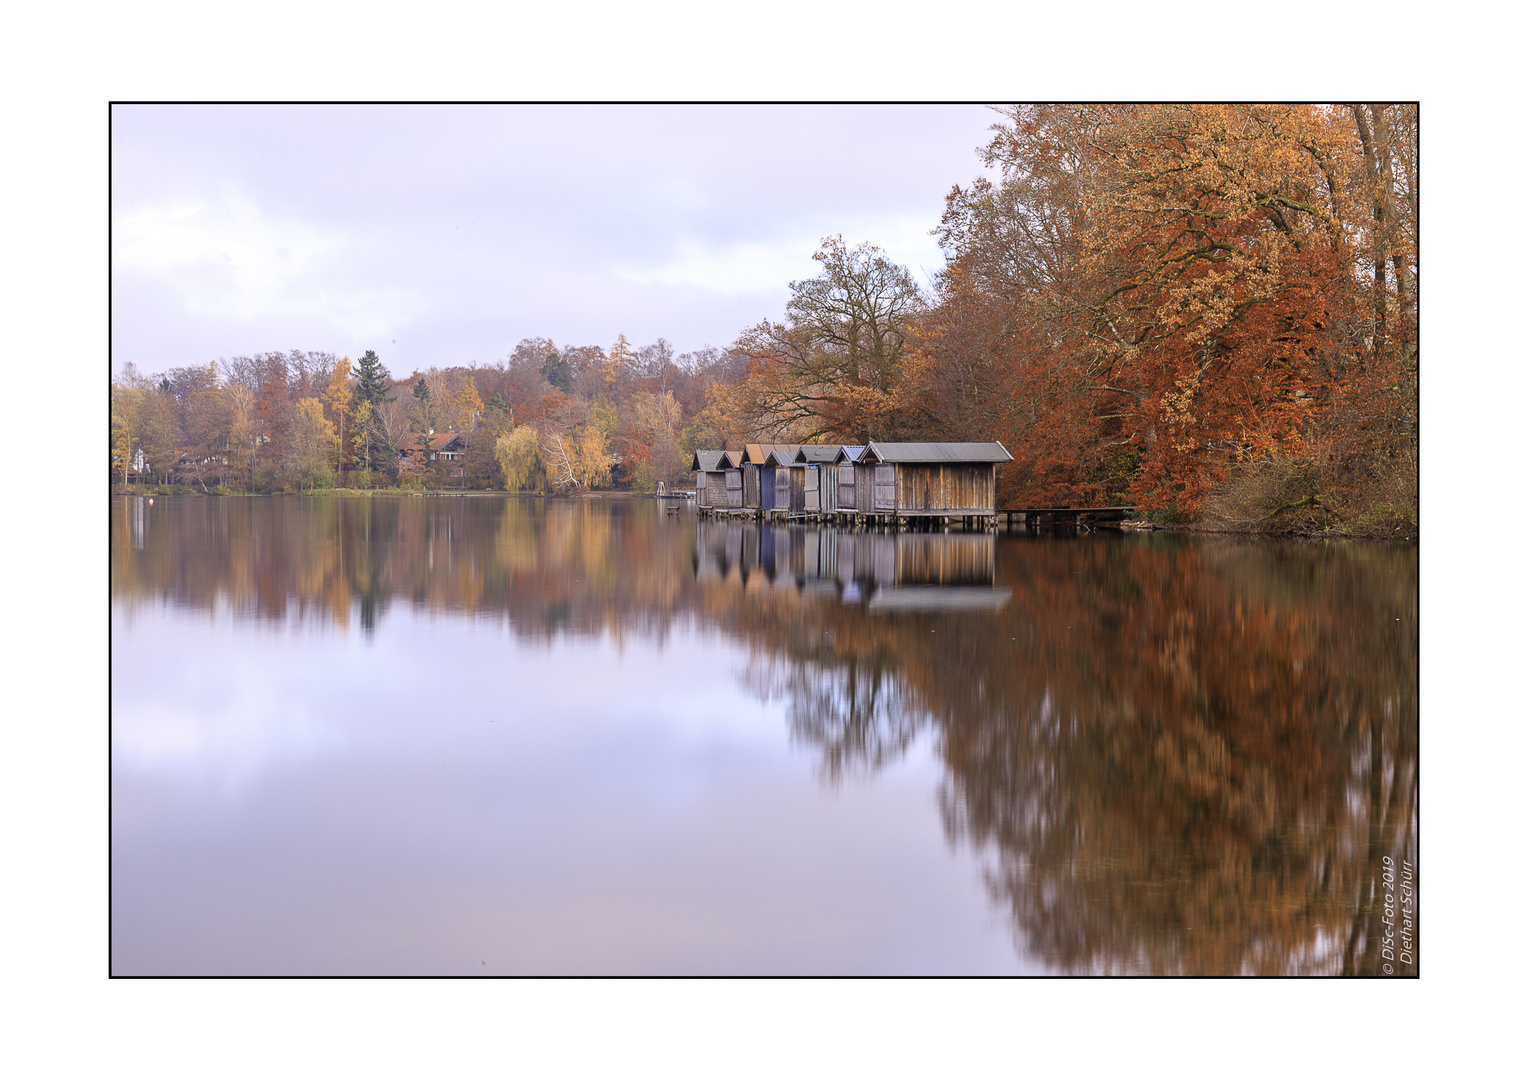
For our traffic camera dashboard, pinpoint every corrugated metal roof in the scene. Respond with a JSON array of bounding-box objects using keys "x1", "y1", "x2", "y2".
[
  {"x1": 742, "y1": 443, "x2": 803, "y2": 464},
  {"x1": 863, "y1": 441, "x2": 1014, "y2": 464},
  {"x1": 690, "y1": 450, "x2": 737, "y2": 472},
  {"x1": 840, "y1": 445, "x2": 867, "y2": 462},
  {"x1": 796, "y1": 445, "x2": 841, "y2": 463}
]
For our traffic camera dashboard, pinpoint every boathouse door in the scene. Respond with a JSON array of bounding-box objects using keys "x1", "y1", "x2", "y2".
[{"x1": 874, "y1": 464, "x2": 896, "y2": 510}]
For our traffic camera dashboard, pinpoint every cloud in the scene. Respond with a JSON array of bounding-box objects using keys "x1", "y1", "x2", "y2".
[
  {"x1": 610, "y1": 216, "x2": 947, "y2": 298},
  {"x1": 611, "y1": 235, "x2": 821, "y2": 296},
  {"x1": 113, "y1": 191, "x2": 425, "y2": 339}
]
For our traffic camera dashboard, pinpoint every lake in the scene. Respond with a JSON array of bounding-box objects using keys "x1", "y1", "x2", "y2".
[{"x1": 110, "y1": 495, "x2": 1418, "y2": 975}]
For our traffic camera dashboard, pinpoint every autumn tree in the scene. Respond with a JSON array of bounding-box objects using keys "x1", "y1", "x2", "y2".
[
  {"x1": 110, "y1": 382, "x2": 145, "y2": 486},
  {"x1": 450, "y1": 375, "x2": 483, "y2": 433},
  {"x1": 573, "y1": 425, "x2": 613, "y2": 489},
  {"x1": 289, "y1": 397, "x2": 337, "y2": 491},
  {"x1": 625, "y1": 391, "x2": 685, "y2": 492},
  {"x1": 917, "y1": 104, "x2": 1415, "y2": 528},
  {"x1": 321, "y1": 356, "x2": 356, "y2": 483},
  {"x1": 540, "y1": 430, "x2": 578, "y2": 491},
  {"x1": 604, "y1": 334, "x2": 637, "y2": 395},
  {"x1": 635, "y1": 337, "x2": 678, "y2": 394},
  {"x1": 409, "y1": 375, "x2": 437, "y2": 433},
  {"x1": 136, "y1": 383, "x2": 179, "y2": 484},
  {"x1": 733, "y1": 236, "x2": 924, "y2": 442},
  {"x1": 163, "y1": 361, "x2": 221, "y2": 404},
  {"x1": 182, "y1": 379, "x2": 233, "y2": 491},
  {"x1": 563, "y1": 345, "x2": 607, "y2": 399},
  {"x1": 463, "y1": 391, "x2": 512, "y2": 488},
  {"x1": 226, "y1": 383, "x2": 257, "y2": 490},
  {"x1": 495, "y1": 425, "x2": 543, "y2": 492}
]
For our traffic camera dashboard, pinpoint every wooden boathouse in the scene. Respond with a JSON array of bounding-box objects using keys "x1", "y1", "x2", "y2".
[
  {"x1": 797, "y1": 445, "x2": 842, "y2": 514},
  {"x1": 692, "y1": 440, "x2": 1015, "y2": 526},
  {"x1": 834, "y1": 445, "x2": 873, "y2": 517},
  {"x1": 858, "y1": 441, "x2": 1013, "y2": 522},
  {"x1": 739, "y1": 443, "x2": 803, "y2": 516},
  {"x1": 690, "y1": 449, "x2": 741, "y2": 511},
  {"x1": 767, "y1": 448, "x2": 806, "y2": 514}
]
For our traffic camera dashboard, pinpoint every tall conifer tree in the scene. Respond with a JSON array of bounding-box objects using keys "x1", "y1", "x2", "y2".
[
  {"x1": 353, "y1": 349, "x2": 395, "y2": 476},
  {"x1": 355, "y1": 349, "x2": 393, "y2": 407}
]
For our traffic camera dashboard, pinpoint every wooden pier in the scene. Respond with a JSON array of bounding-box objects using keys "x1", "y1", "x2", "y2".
[
  {"x1": 690, "y1": 505, "x2": 1139, "y2": 533},
  {"x1": 655, "y1": 482, "x2": 696, "y2": 514}
]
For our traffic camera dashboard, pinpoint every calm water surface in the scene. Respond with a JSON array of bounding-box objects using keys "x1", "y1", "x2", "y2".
[{"x1": 110, "y1": 495, "x2": 1418, "y2": 975}]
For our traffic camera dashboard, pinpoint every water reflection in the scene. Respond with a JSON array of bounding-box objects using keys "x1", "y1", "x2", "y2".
[
  {"x1": 110, "y1": 493, "x2": 698, "y2": 642},
  {"x1": 693, "y1": 518, "x2": 1010, "y2": 611},
  {"x1": 112, "y1": 496, "x2": 1417, "y2": 974}
]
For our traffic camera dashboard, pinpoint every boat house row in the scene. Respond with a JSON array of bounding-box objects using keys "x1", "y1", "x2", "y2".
[{"x1": 689, "y1": 442, "x2": 1013, "y2": 524}]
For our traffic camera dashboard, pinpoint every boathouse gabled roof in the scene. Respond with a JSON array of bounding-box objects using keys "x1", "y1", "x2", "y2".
[
  {"x1": 837, "y1": 445, "x2": 868, "y2": 463},
  {"x1": 861, "y1": 441, "x2": 1014, "y2": 464},
  {"x1": 742, "y1": 443, "x2": 803, "y2": 465},
  {"x1": 794, "y1": 445, "x2": 842, "y2": 464},
  {"x1": 762, "y1": 449, "x2": 800, "y2": 467},
  {"x1": 690, "y1": 450, "x2": 738, "y2": 472}
]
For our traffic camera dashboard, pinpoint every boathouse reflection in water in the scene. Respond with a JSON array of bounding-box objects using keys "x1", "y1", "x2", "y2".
[{"x1": 692, "y1": 518, "x2": 1011, "y2": 611}]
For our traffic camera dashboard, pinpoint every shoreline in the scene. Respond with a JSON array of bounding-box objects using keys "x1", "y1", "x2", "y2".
[{"x1": 109, "y1": 488, "x2": 1415, "y2": 541}]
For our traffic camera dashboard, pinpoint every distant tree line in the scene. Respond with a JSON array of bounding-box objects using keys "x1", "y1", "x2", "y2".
[{"x1": 110, "y1": 336, "x2": 749, "y2": 495}]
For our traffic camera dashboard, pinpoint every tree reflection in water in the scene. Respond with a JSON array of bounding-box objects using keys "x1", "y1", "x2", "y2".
[
  {"x1": 113, "y1": 497, "x2": 1417, "y2": 974},
  {"x1": 697, "y1": 520, "x2": 1418, "y2": 975}
]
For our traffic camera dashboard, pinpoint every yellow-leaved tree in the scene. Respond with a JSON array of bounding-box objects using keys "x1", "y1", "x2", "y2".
[
  {"x1": 573, "y1": 426, "x2": 612, "y2": 489},
  {"x1": 291, "y1": 397, "x2": 337, "y2": 491},
  {"x1": 111, "y1": 384, "x2": 144, "y2": 486},
  {"x1": 321, "y1": 356, "x2": 354, "y2": 480},
  {"x1": 495, "y1": 425, "x2": 542, "y2": 492},
  {"x1": 604, "y1": 334, "x2": 636, "y2": 392},
  {"x1": 451, "y1": 376, "x2": 483, "y2": 433}
]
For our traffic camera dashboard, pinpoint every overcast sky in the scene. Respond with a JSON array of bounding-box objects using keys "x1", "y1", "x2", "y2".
[{"x1": 111, "y1": 104, "x2": 1001, "y2": 379}]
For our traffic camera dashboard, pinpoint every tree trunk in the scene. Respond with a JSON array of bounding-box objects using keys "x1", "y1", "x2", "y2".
[
  {"x1": 1352, "y1": 105, "x2": 1388, "y2": 353},
  {"x1": 1370, "y1": 104, "x2": 1410, "y2": 367}
]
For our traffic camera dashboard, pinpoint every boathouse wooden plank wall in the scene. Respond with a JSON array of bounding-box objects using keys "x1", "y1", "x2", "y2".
[
  {"x1": 889, "y1": 463, "x2": 996, "y2": 514},
  {"x1": 839, "y1": 456, "x2": 876, "y2": 514},
  {"x1": 861, "y1": 442, "x2": 1014, "y2": 517}
]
